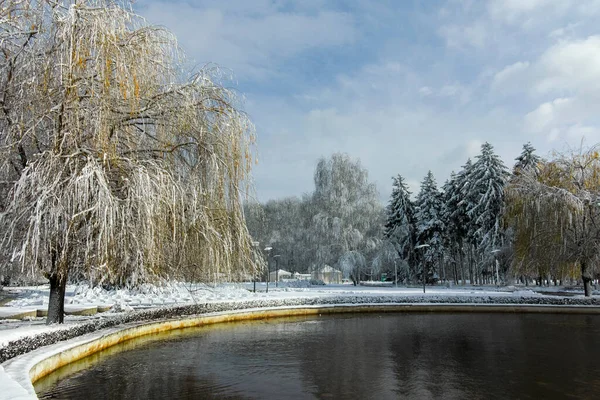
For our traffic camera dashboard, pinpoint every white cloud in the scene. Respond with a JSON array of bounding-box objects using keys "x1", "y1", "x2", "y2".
[
  {"x1": 488, "y1": 0, "x2": 570, "y2": 25},
  {"x1": 523, "y1": 96, "x2": 600, "y2": 143},
  {"x1": 250, "y1": 58, "x2": 524, "y2": 200},
  {"x1": 524, "y1": 97, "x2": 574, "y2": 133},
  {"x1": 548, "y1": 22, "x2": 581, "y2": 39},
  {"x1": 135, "y1": 0, "x2": 600, "y2": 201},
  {"x1": 492, "y1": 61, "x2": 530, "y2": 90},
  {"x1": 438, "y1": 21, "x2": 487, "y2": 48},
  {"x1": 138, "y1": 1, "x2": 355, "y2": 80},
  {"x1": 419, "y1": 86, "x2": 433, "y2": 96},
  {"x1": 565, "y1": 124, "x2": 600, "y2": 143},
  {"x1": 466, "y1": 139, "x2": 483, "y2": 158},
  {"x1": 534, "y1": 35, "x2": 600, "y2": 95}
]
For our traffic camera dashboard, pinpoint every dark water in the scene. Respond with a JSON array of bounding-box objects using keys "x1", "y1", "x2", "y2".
[{"x1": 36, "y1": 313, "x2": 600, "y2": 399}]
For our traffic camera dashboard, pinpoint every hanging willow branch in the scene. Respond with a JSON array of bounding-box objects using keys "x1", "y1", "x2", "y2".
[
  {"x1": 0, "y1": 0, "x2": 259, "y2": 287},
  {"x1": 505, "y1": 146, "x2": 600, "y2": 292}
]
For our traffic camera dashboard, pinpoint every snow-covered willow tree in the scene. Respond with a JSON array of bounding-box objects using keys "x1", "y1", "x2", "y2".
[
  {"x1": 311, "y1": 153, "x2": 383, "y2": 283},
  {"x1": 506, "y1": 147, "x2": 600, "y2": 296},
  {"x1": 506, "y1": 142, "x2": 544, "y2": 284},
  {"x1": 0, "y1": 0, "x2": 258, "y2": 323}
]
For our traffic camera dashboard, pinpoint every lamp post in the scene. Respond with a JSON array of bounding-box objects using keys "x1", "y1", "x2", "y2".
[
  {"x1": 415, "y1": 244, "x2": 430, "y2": 294},
  {"x1": 274, "y1": 254, "x2": 281, "y2": 288},
  {"x1": 251, "y1": 241, "x2": 260, "y2": 293},
  {"x1": 491, "y1": 249, "x2": 500, "y2": 287},
  {"x1": 264, "y1": 246, "x2": 272, "y2": 293},
  {"x1": 393, "y1": 257, "x2": 399, "y2": 288}
]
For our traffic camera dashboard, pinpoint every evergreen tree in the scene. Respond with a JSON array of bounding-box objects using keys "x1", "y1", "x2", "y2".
[
  {"x1": 451, "y1": 159, "x2": 478, "y2": 282},
  {"x1": 467, "y1": 143, "x2": 510, "y2": 251},
  {"x1": 415, "y1": 171, "x2": 445, "y2": 283},
  {"x1": 513, "y1": 142, "x2": 541, "y2": 176},
  {"x1": 441, "y1": 173, "x2": 464, "y2": 284},
  {"x1": 455, "y1": 159, "x2": 475, "y2": 242},
  {"x1": 384, "y1": 175, "x2": 417, "y2": 280}
]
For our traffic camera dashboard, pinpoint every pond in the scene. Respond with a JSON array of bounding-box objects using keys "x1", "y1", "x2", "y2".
[{"x1": 35, "y1": 312, "x2": 600, "y2": 399}]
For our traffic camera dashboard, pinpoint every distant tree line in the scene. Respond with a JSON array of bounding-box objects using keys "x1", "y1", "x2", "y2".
[
  {"x1": 245, "y1": 153, "x2": 384, "y2": 284},
  {"x1": 248, "y1": 143, "x2": 600, "y2": 296}
]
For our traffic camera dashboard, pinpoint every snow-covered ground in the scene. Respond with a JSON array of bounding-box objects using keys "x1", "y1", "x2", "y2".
[
  {"x1": 0, "y1": 281, "x2": 598, "y2": 400},
  {"x1": 1, "y1": 281, "x2": 552, "y2": 318},
  {"x1": 0, "y1": 281, "x2": 596, "y2": 350}
]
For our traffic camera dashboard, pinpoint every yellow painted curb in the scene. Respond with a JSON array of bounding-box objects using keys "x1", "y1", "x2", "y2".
[
  {"x1": 25, "y1": 303, "x2": 600, "y2": 389},
  {"x1": 96, "y1": 305, "x2": 113, "y2": 313},
  {"x1": 64, "y1": 306, "x2": 98, "y2": 316},
  {"x1": 0, "y1": 309, "x2": 37, "y2": 321}
]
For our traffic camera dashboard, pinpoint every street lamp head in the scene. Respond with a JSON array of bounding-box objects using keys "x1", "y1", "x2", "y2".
[{"x1": 264, "y1": 246, "x2": 272, "y2": 252}]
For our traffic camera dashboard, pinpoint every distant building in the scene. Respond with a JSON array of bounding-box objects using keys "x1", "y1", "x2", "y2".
[
  {"x1": 293, "y1": 273, "x2": 312, "y2": 281},
  {"x1": 269, "y1": 269, "x2": 292, "y2": 282},
  {"x1": 312, "y1": 265, "x2": 342, "y2": 284}
]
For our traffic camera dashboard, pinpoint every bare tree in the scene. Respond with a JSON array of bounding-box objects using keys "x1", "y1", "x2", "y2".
[{"x1": 0, "y1": 0, "x2": 258, "y2": 323}]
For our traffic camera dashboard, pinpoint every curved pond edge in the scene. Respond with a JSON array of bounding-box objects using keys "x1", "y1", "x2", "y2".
[{"x1": 3, "y1": 300, "x2": 600, "y2": 399}]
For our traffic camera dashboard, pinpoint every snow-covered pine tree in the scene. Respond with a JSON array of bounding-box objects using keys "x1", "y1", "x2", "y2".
[
  {"x1": 415, "y1": 171, "x2": 445, "y2": 283},
  {"x1": 384, "y1": 175, "x2": 417, "y2": 281},
  {"x1": 513, "y1": 142, "x2": 541, "y2": 176},
  {"x1": 465, "y1": 143, "x2": 509, "y2": 283},
  {"x1": 442, "y1": 173, "x2": 464, "y2": 284},
  {"x1": 452, "y1": 159, "x2": 477, "y2": 282}
]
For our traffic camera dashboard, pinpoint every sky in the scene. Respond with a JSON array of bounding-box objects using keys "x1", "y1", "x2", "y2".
[{"x1": 136, "y1": 0, "x2": 600, "y2": 202}]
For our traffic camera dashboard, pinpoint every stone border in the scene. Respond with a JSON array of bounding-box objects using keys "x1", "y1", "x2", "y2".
[{"x1": 2, "y1": 297, "x2": 600, "y2": 399}]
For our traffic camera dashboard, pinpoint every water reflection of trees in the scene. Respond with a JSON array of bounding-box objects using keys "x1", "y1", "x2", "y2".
[
  {"x1": 296, "y1": 315, "x2": 395, "y2": 399},
  {"x1": 40, "y1": 314, "x2": 600, "y2": 399}
]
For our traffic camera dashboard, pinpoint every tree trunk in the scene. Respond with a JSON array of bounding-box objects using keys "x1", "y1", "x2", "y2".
[
  {"x1": 581, "y1": 261, "x2": 593, "y2": 297},
  {"x1": 459, "y1": 248, "x2": 465, "y2": 285},
  {"x1": 441, "y1": 255, "x2": 446, "y2": 283},
  {"x1": 468, "y1": 246, "x2": 474, "y2": 285},
  {"x1": 47, "y1": 271, "x2": 67, "y2": 324}
]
